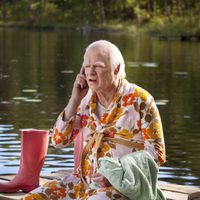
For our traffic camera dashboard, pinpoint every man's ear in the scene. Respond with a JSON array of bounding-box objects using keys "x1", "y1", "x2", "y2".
[{"x1": 114, "y1": 64, "x2": 120, "y2": 75}]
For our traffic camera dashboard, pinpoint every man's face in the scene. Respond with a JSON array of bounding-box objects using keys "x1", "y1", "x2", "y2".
[{"x1": 82, "y1": 46, "x2": 116, "y2": 93}]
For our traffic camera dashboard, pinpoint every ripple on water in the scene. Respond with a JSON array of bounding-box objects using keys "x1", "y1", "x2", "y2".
[
  {"x1": 0, "y1": 141, "x2": 20, "y2": 145},
  {"x1": 22, "y1": 89, "x2": 38, "y2": 93},
  {"x1": 13, "y1": 97, "x2": 28, "y2": 101},
  {"x1": 126, "y1": 61, "x2": 158, "y2": 68},
  {"x1": 0, "y1": 151, "x2": 20, "y2": 155},
  {"x1": 4, "y1": 161, "x2": 21, "y2": 166},
  {"x1": 0, "y1": 167, "x2": 19, "y2": 174},
  {"x1": 159, "y1": 166, "x2": 193, "y2": 180},
  {"x1": 0, "y1": 101, "x2": 12, "y2": 105},
  {"x1": 60, "y1": 70, "x2": 74, "y2": 74},
  {"x1": 0, "y1": 124, "x2": 14, "y2": 131},
  {"x1": 174, "y1": 71, "x2": 189, "y2": 76},
  {"x1": 45, "y1": 161, "x2": 74, "y2": 167},
  {"x1": 155, "y1": 99, "x2": 169, "y2": 106},
  {"x1": 12, "y1": 95, "x2": 42, "y2": 103},
  {"x1": 47, "y1": 154, "x2": 74, "y2": 159},
  {"x1": 23, "y1": 99, "x2": 42, "y2": 103}
]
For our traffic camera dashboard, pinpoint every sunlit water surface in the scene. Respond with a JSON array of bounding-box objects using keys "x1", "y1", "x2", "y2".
[{"x1": 0, "y1": 28, "x2": 200, "y2": 186}]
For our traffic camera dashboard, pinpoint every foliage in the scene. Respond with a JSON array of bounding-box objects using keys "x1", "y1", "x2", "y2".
[{"x1": 0, "y1": 0, "x2": 200, "y2": 35}]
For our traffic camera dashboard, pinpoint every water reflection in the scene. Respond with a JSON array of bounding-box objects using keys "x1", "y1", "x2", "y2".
[{"x1": 0, "y1": 28, "x2": 200, "y2": 186}]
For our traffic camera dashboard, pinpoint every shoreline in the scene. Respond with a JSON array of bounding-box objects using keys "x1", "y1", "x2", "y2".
[
  {"x1": 1, "y1": 21, "x2": 199, "y2": 42},
  {"x1": 0, "y1": 21, "x2": 133, "y2": 33}
]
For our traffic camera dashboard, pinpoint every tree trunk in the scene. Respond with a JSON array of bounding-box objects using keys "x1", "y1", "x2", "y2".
[
  {"x1": 136, "y1": 0, "x2": 141, "y2": 25},
  {"x1": 28, "y1": 0, "x2": 34, "y2": 22},
  {"x1": 186, "y1": 0, "x2": 193, "y2": 33},
  {"x1": 1, "y1": 0, "x2": 7, "y2": 22},
  {"x1": 42, "y1": 0, "x2": 48, "y2": 5},
  {"x1": 99, "y1": 0, "x2": 106, "y2": 24},
  {"x1": 148, "y1": 0, "x2": 153, "y2": 14},
  {"x1": 164, "y1": 0, "x2": 172, "y2": 23}
]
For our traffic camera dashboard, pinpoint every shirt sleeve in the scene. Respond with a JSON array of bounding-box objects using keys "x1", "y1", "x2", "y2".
[
  {"x1": 51, "y1": 107, "x2": 81, "y2": 148},
  {"x1": 140, "y1": 96, "x2": 166, "y2": 165}
]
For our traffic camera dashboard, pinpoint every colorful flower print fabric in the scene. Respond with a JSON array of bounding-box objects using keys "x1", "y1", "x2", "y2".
[{"x1": 22, "y1": 79, "x2": 165, "y2": 200}]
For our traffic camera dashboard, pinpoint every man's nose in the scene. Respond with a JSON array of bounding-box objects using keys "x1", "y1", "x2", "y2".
[{"x1": 88, "y1": 66, "x2": 96, "y2": 75}]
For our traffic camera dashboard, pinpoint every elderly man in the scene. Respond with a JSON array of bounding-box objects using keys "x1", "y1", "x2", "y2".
[{"x1": 22, "y1": 40, "x2": 166, "y2": 200}]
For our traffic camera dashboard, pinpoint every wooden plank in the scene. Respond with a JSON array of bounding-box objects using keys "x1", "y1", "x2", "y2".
[
  {"x1": 0, "y1": 177, "x2": 51, "y2": 200},
  {"x1": 0, "y1": 171, "x2": 200, "y2": 200},
  {"x1": 163, "y1": 190, "x2": 188, "y2": 200},
  {"x1": 41, "y1": 169, "x2": 72, "y2": 180},
  {"x1": 159, "y1": 182, "x2": 200, "y2": 194},
  {"x1": 0, "y1": 190, "x2": 189, "y2": 200},
  {"x1": 159, "y1": 182, "x2": 200, "y2": 200},
  {"x1": 0, "y1": 192, "x2": 24, "y2": 200},
  {"x1": 0, "y1": 175, "x2": 15, "y2": 181},
  {"x1": 188, "y1": 192, "x2": 200, "y2": 200}
]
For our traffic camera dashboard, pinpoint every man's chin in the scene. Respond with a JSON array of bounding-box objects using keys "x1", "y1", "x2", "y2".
[{"x1": 88, "y1": 86, "x2": 99, "y2": 93}]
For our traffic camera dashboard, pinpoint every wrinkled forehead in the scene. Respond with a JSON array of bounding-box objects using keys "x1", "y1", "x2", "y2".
[{"x1": 83, "y1": 44, "x2": 110, "y2": 63}]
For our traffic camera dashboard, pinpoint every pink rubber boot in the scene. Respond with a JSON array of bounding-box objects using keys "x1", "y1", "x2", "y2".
[{"x1": 0, "y1": 129, "x2": 49, "y2": 193}]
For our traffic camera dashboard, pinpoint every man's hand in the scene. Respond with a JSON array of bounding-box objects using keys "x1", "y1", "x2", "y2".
[
  {"x1": 71, "y1": 66, "x2": 89, "y2": 104},
  {"x1": 62, "y1": 67, "x2": 89, "y2": 122},
  {"x1": 91, "y1": 173, "x2": 111, "y2": 188}
]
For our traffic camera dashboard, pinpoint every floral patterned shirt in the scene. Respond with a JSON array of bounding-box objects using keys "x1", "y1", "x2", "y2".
[{"x1": 52, "y1": 79, "x2": 166, "y2": 185}]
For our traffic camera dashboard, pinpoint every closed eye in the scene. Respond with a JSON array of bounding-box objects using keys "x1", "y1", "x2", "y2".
[
  {"x1": 94, "y1": 64, "x2": 104, "y2": 68},
  {"x1": 84, "y1": 65, "x2": 105, "y2": 69}
]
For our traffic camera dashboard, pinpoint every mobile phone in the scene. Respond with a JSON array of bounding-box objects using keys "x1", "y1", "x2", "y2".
[{"x1": 80, "y1": 66, "x2": 88, "y2": 88}]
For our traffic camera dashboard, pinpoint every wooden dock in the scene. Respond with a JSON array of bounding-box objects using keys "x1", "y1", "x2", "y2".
[{"x1": 0, "y1": 169, "x2": 200, "y2": 200}]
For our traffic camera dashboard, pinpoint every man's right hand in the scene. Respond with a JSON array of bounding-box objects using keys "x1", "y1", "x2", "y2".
[
  {"x1": 71, "y1": 66, "x2": 89, "y2": 105},
  {"x1": 62, "y1": 67, "x2": 89, "y2": 122}
]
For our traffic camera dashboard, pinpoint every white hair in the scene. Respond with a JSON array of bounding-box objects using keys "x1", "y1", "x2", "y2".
[{"x1": 85, "y1": 40, "x2": 126, "y2": 78}]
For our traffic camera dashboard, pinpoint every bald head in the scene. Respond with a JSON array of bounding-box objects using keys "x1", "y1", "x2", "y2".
[{"x1": 85, "y1": 40, "x2": 126, "y2": 78}]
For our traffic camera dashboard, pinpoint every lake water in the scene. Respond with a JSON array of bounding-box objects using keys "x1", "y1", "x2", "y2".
[{"x1": 0, "y1": 28, "x2": 200, "y2": 187}]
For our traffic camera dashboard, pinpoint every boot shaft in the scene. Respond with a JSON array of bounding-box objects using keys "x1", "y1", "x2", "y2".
[{"x1": 20, "y1": 129, "x2": 49, "y2": 173}]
